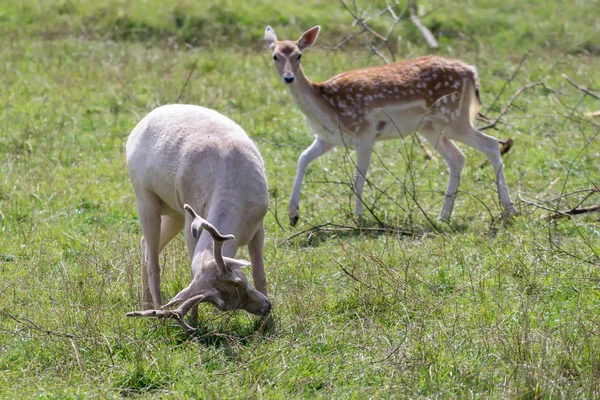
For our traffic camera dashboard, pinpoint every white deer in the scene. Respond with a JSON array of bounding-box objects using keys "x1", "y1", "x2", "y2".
[
  {"x1": 125, "y1": 104, "x2": 271, "y2": 331},
  {"x1": 264, "y1": 25, "x2": 516, "y2": 225}
]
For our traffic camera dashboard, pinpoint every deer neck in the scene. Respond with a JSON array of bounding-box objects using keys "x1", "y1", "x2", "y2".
[{"x1": 286, "y1": 66, "x2": 330, "y2": 125}]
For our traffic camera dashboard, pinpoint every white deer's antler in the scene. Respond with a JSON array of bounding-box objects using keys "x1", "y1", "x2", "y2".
[
  {"x1": 126, "y1": 290, "x2": 220, "y2": 332},
  {"x1": 183, "y1": 204, "x2": 239, "y2": 281}
]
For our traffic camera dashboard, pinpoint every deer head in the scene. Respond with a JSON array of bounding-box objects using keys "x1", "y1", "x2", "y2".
[
  {"x1": 127, "y1": 204, "x2": 271, "y2": 331},
  {"x1": 264, "y1": 25, "x2": 320, "y2": 84}
]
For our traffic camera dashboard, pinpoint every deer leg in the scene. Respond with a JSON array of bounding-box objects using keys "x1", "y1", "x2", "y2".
[
  {"x1": 289, "y1": 136, "x2": 333, "y2": 225},
  {"x1": 181, "y1": 215, "x2": 201, "y2": 325},
  {"x1": 158, "y1": 214, "x2": 184, "y2": 253},
  {"x1": 139, "y1": 237, "x2": 152, "y2": 309},
  {"x1": 420, "y1": 130, "x2": 466, "y2": 221},
  {"x1": 450, "y1": 125, "x2": 516, "y2": 215},
  {"x1": 354, "y1": 139, "x2": 374, "y2": 217},
  {"x1": 135, "y1": 190, "x2": 163, "y2": 310},
  {"x1": 248, "y1": 223, "x2": 267, "y2": 295}
]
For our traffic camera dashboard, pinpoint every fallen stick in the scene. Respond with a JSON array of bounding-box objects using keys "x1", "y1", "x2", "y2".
[
  {"x1": 585, "y1": 110, "x2": 600, "y2": 117},
  {"x1": 550, "y1": 205, "x2": 600, "y2": 220}
]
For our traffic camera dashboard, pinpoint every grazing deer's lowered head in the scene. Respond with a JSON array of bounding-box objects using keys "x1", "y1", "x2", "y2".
[
  {"x1": 264, "y1": 25, "x2": 516, "y2": 225},
  {"x1": 127, "y1": 204, "x2": 270, "y2": 331}
]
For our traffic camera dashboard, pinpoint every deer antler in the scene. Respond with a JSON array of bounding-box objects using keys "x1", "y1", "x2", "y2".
[
  {"x1": 183, "y1": 204, "x2": 239, "y2": 281},
  {"x1": 126, "y1": 290, "x2": 220, "y2": 332}
]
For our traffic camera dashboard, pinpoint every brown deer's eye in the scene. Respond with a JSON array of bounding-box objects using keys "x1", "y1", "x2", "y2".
[
  {"x1": 273, "y1": 54, "x2": 278, "y2": 61},
  {"x1": 297, "y1": 54, "x2": 302, "y2": 60}
]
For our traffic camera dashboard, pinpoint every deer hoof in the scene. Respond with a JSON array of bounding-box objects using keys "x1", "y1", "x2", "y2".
[{"x1": 289, "y1": 213, "x2": 299, "y2": 226}]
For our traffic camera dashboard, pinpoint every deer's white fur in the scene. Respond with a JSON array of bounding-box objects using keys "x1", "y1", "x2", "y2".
[{"x1": 126, "y1": 104, "x2": 270, "y2": 328}]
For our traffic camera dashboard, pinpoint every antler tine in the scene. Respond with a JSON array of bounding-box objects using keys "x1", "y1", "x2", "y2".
[
  {"x1": 198, "y1": 219, "x2": 234, "y2": 242},
  {"x1": 183, "y1": 203, "x2": 238, "y2": 279},
  {"x1": 184, "y1": 203, "x2": 234, "y2": 242},
  {"x1": 177, "y1": 291, "x2": 218, "y2": 318},
  {"x1": 126, "y1": 290, "x2": 219, "y2": 332}
]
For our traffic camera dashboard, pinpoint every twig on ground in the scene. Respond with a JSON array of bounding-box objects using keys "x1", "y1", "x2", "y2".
[
  {"x1": 518, "y1": 192, "x2": 570, "y2": 217},
  {"x1": 550, "y1": 205, "x2": 600, "y2": 220},
  {"x1": 334, "y1": 260, "x2": 377, "y2": 291},
  {"x1": 281, "y1": 222, "x2": 412, "y2": 244},
  {"x1": 1, "y1": 310, "x2": 77, "y2": 339}
]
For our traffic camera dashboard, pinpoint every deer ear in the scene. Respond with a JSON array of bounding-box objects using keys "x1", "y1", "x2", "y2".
[
  {"x1": 264, "y1": 26, "x2": 278, "y2": 49},
  {"x1": 219, "y1": 258, "x2": 250, "y2": 284},
  {"x1": 297, "y1": 26, "x2": 320, "y2": 50},
  {"x1": 184, "y1": 204, "x2": 202, "y2": 239},
  {"x1": 224, "y1": 257, "x2": 251, "y2": 270},
  {"x1": 190, "y1": 218, "x2": 202, "y2": 239}
]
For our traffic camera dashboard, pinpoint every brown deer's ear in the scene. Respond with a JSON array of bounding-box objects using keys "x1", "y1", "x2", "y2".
[
  {"x1": 297, "y1": 26, "x2": 320, "y2": 50},
  {"x1": 264, "y1": 26, "x2": 278, "y2": 49}
]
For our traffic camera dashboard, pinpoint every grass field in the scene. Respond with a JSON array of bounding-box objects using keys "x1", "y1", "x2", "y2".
[{"x1": 1, "y1": 0, "x2": 599, "y2": 398}]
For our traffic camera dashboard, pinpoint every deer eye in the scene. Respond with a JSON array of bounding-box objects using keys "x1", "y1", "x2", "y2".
[
  {"x1": 272, "y1": 54, "x2": 278, "y2": 61},
  {"x1": 297, "y1": 54, "x2": 302, "y2": 60}
]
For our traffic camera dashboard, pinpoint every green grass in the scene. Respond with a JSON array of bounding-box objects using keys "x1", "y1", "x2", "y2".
[{"x1": 1, "y1": 0, "x2": 599, "y2": 398}]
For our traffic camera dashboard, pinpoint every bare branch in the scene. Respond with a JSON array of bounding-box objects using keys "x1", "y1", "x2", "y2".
[
  {"x1": 339, "y1": 0, "x2": 387, "y2": 41},
  {"x1": 362, "y1": 35, "x2": 390, "y2": 64},
  {"x1": 408, "y1": 0, "x2": 439, "y2": 50},
  {"x1": 550, "y1": 205, "x2": 600, "y2": 220},
  {"x1": 176, "y1": 58, "x2": 199, "y2": 103},
  {"x1": 331, "y1": 29, "x2": 368, "y2": 51},
  {"x1": 485, "y1": 53, "x2": 529, "y2": 114},
  {"x1": 563, "y1": 74, "x2": 600, "y2": 100},
  {"x1": 281, "y1": 222, "x2": 413, "y2": 244},
  {"x1": 1, "y1": 310, "x2": 77, "y2": 339},
  {"x1": 335, "y1": 260, "x2": 378, "y2": 291},
  {"x1": 479, "y1": 82, "x2": 546, "y2": 131}
]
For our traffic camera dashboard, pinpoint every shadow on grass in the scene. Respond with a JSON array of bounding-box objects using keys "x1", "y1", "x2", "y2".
[
  {"x1": 181, "y1": 312, "x2": 277, "y2": 348},
  {"x1": 119, "y1": 314, "x2": 276, "y2": 396}
]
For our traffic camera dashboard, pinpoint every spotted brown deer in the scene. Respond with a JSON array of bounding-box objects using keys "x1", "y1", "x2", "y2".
[{"x1": 264, "y1": 25, "x2": 516, "y2": 225}]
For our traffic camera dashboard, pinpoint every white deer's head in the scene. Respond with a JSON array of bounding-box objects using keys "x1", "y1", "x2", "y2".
[{"x1": 127, "y1": 204, "x2": 271, "y2": 331}]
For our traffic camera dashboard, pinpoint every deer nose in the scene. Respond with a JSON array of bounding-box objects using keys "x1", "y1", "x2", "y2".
[
  {"x1": 283, "y1": 74, "x2": 295, "y2": 84},
  {"x1": 262, "y1": 300, "x2": 272, "y2": 315}
]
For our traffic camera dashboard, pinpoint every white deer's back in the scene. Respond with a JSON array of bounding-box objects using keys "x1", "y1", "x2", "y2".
[{"x1": 126, "y1": 104, "x2": 268, "y2": 217}]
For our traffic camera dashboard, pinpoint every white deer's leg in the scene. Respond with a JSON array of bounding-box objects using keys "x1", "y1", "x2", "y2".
[
  {"x1": 248, "y1": 223, "x2": 267, "y2": 295},
  {"x1": 289, "y1": 136, "x2": 334, "y2": 225},
  {"x1": 140, "y1": 214, "x2": 183, "y2": 309},
  {"x1": 450, "y1": 125, "x2": 516, "y2": 215},
  {"x1": 158, "y1": 214, "x2": 185, "y2": 253},
  {"x1": 139, "y1": 237, "x2": 152, "y2": 309},
  {"x1": 420, "y1": 130, "x2": 466, "y2": 221},
  {"x1": 135, "y1": 190, "x2": 163, "y2": 310},
  {"x1": 354, "y1": 139, "x2": 374, "y2": 217}
]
